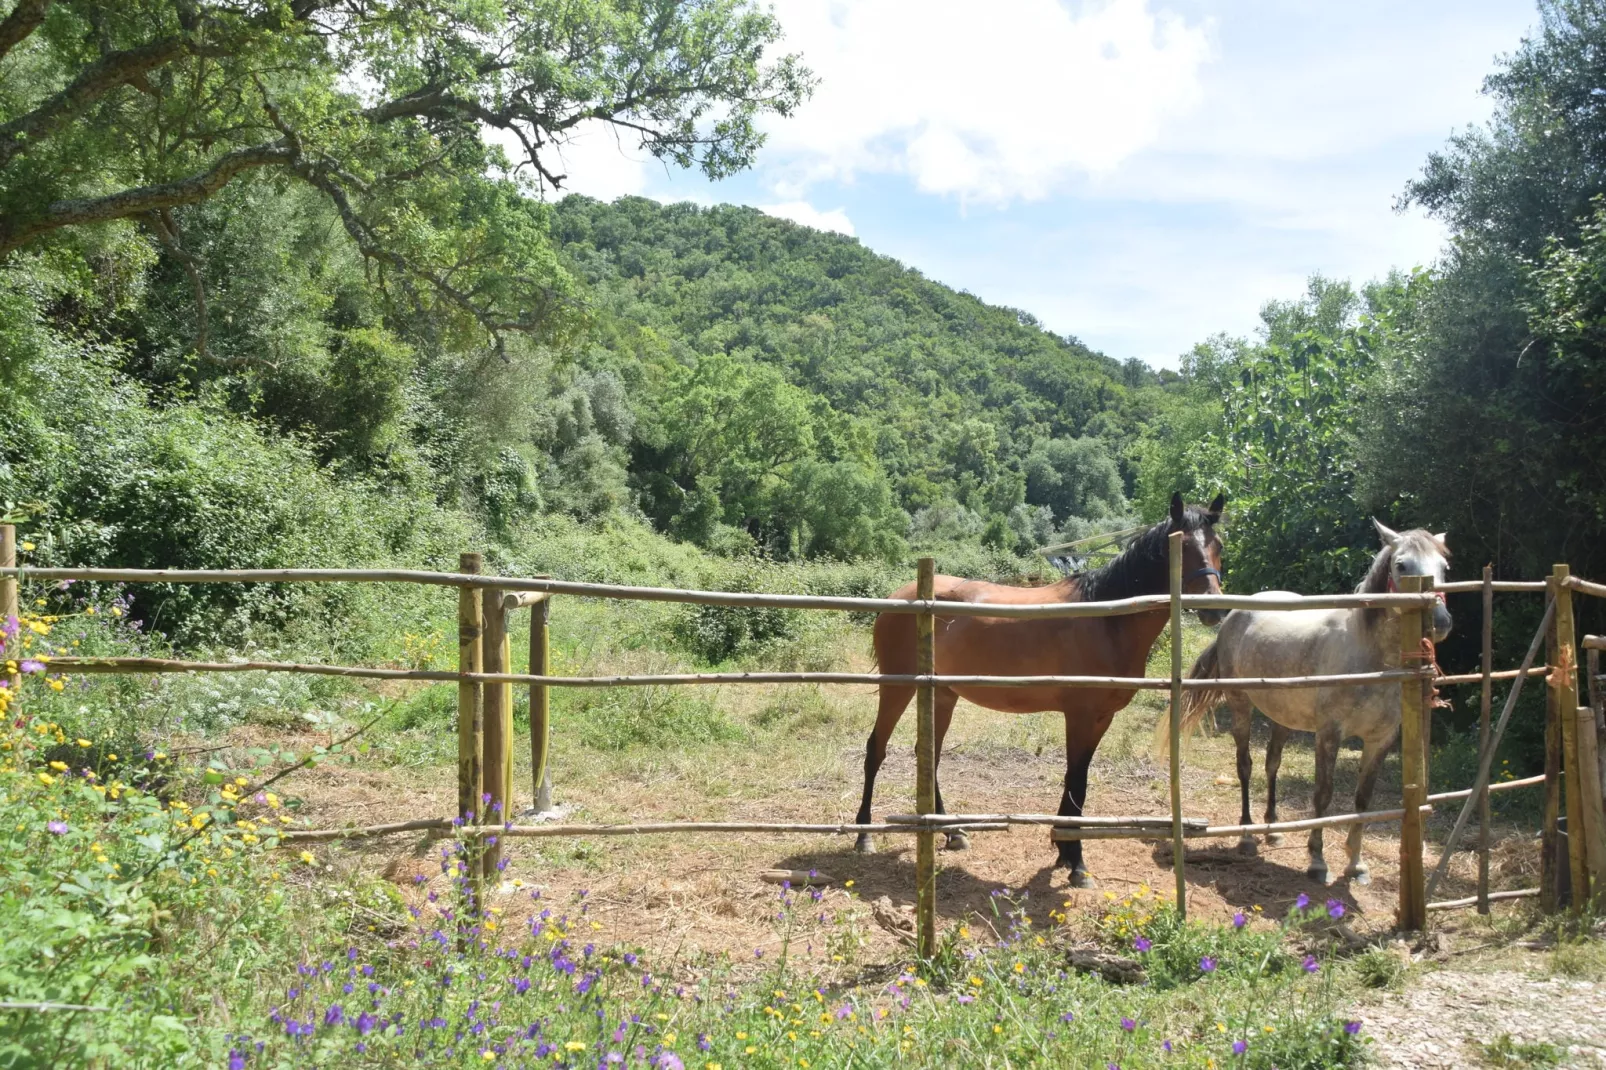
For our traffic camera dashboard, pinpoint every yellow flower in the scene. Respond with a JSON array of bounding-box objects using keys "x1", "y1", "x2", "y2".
[
  {"x1": 85, "y1": 606, "x2": 96, "y2": 615},
  {"x1": 76, "y1": 739, "x2": 90, "y2": 748},
  {"x1": 265, "y1": 792, "x2": 280, "y2": 808},
  {"x1": 481, "y1": 1052, "x2": 495, "y2": 1062},
  {"x1": 299, "y1": 850, "x2": 315, "y2": 865},
  {"x1": 745, "y1": 1047, "x2": 756, "y2": 1055},
  {"x1": 20, "y1": 542, "x2": 34, "y2": 551},
  {"x1": 564, "y1": 1041, "x2": 585, "y2": 1052},
  {"x1": 735, "y1": 1032, "x2": 747, "y2": 1040},
  {"x1": 37, "y1": 772, "x2": 53, "y2": 786},
  {"x1": 1013, "y1": 961, "x2": 1024, "y2": 973},
  {"x1": 844, "y1": 880, "x2": 854, "y2": 888},
  {"x1": 48, "y1": 761, "x2": 67, "y2": 771},
  {"x1": 47, "y1": 679, "x2": 63, "y2": 691},
  {"x1": 664, "y1": 1034, "x2": 676, "y2": 1046}
]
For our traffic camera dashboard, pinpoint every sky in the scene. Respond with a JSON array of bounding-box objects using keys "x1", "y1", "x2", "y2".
[{"x1": 549, "y1": 0, "x2": 1541, "y2": 369}]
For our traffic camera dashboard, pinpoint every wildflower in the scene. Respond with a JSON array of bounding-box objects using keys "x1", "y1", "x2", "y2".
[
  {"x1": 1295, "y1": 893, "x2": 1310, "y2": 910},
  {"x1": 48, "y1": 760, "x2": 67, "y2": 772},
  {"x1": 76, "y1": 739, "x2": 90, "y2": 748},
  {"x1": 36, "y1": 773, "x2": 53, "y2": 786},
  {"x1": 1232, "y1": 1040, "x2": 1247, "y2": 1055},
  {"x1": 1344, "y1": 1021, "x2": 1362, "y2": 1035},
  {"x1": 1326, "y1": 898, "x2": 1345, "y2": 919},
  {"x1": 1232, "y1": 911, "x2": 1246, "y2": 929},
  {"x1": 47, "y1": 820, "x2": 67, "y2": 834},
  {"x1": 1060, "y1": 1012, "x2": 1074, "y2": 1023},
  {"x1": 565, "y1": 1041, "x2": 587, "y2": 1052},
  {"x1": 19, "y1": 660, "x2": 43, "y2": 674},
  {"x1": 1133, "y1": 936, "x2": 1151, "y2": 952},
  {"x1": 1302, "y1": 955, "x2": 1319, "y2": 973},
  {"x1": 228, "y1": 1051, "x2": 247, "y2": 1070},
  {"x1": 1162, "y1": 1040, "x2": 1172, "y2": 1053},
  {"x1": 1199, "y1": 956, "x2": 1216, "y2": 973},
  {"x1": 299, "y1": 851, "x2": 316, "y2": 865},
  {"x1": 1121, "y1": 1017, "x2": 1136, "y2": 1032}
]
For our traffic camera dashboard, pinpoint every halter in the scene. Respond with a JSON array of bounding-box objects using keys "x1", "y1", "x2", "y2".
[{"x1": 1187, "y1": 567, "x2": 1222, "y2": 583}]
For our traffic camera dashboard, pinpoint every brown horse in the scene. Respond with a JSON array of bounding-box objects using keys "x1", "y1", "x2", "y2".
[{"x1": 854, "y1": 492, "x2": 1226, "y2": 888}]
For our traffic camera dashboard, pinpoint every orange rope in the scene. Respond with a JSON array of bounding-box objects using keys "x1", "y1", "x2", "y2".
[{"x1": 1403, "y1": 637, "x2": 1452, "y2": 708}]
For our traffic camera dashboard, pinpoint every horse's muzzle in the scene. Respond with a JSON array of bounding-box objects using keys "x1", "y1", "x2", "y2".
[{"x1": 1432, "y1": 599, "x2": 1453, "y2": 643}]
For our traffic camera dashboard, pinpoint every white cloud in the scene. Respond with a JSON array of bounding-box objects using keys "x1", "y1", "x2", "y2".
[
  {"x1": 756, "y1": 201, "x2": 857, "y2": 235},
  {"x1": 762, "y1": 0, "x2": 1212, "y2": 204},
  {"x1": 545, "y1": 120, "x2": 654, "y2": 202}
]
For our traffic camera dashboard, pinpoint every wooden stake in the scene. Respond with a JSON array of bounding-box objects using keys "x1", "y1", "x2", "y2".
[
  {"x1": 530, "y1": 595, "x2": 552, "y2": 813},
  {"x1": 1478, "y1": 565, "x2": 1494, "y2": 914},
  {"x1": 914, "y1": 556, "x2": 936, "y2": 959},
  {"x1": 1574, "y1": 702, "x2": 1606, "y2": 906},
  {"x1": 456, "y1": 553, "x2": 483, "y2": 828},
  {"x1": 0, "y1": 525, "x2": 16, "y2": 692},
  {"x1": 1397, "y1": 574, "x2": 1427, "y2": 932},
  {"x1": 482, "y1": 589, "x2": 511, "y2": 878},
  {"x1": 1542, "y1": 579, "x2": 1562, "y2": 912},
  {"x1": 1168, "y1": 531, "x2": 1186, "y2": 919},
  {"x1": 1552, "y1": 565, "x2": 1588, "y2": 910}
]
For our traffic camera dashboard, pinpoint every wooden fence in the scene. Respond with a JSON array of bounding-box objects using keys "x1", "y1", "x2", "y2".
[{"x1": 4, "y1": 525, "x2": 1605, "y2": 950}]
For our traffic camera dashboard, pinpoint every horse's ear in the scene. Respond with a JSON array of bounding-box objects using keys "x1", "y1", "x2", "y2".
[
  {"x1": 1372, "y1": 518, "x2": 1401, "y2": 547},
  {"x1": 1207, "y1": 492, "x2": 1226, "y2": 523},
  {"x1": 1432, "y1": 532, "x2": 1450, "y2": 555},
  {"x1": 1170, "y1": 491, "x2": 1185, "y2": 529}
]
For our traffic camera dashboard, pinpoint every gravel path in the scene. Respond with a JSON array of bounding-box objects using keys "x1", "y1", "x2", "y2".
[{"x1": 1361, "y1": 968, "x2": 1606, "y2": 1067}]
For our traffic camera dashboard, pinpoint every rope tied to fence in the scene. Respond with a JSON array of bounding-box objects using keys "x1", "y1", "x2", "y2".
[{"x1": 1403, "y1": 636, "x2": 1453, "y2": 709}]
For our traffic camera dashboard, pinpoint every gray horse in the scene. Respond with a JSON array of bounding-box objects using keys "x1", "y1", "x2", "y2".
[{"x1": 1176, "y1": 521, "x2": 1453, "y2": 884}]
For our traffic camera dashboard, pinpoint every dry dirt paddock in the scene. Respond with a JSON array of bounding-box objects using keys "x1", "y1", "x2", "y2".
[{"x1": 279, "y1": 662, "x2": 1546, "y2": 975}]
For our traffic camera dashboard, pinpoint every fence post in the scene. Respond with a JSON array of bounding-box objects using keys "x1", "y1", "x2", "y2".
[
  {"x1": 482, "y1": 589, "x2": 512, "y2": 878},
  {"x1": 1477, "y1": 564, "x2": 1493, "y2": 914},
  {"x1": 1167, "y1": 531, "x2": 1186, "y2": 919},
  {"x1": 914, "y1": 556, "x2": 937, "y2": 959},
  {"x1": 1, "y1": 525, "x2": 16, "y2": 692},
  {"x1": 1542, "y1": 575, "x2": 1563, "y2": 912},
  {"x1": 530, "y1": 595, "x2": 553, "y2": 813},
  {"x1": 1551, "y1": 565, "x2": 1588, "y2": 911},
  {"x1": 1582, "y1": 641, "x2": 1606, "y2": 907},
  {"x1": 457, "y1": 554, "x2": 484, "y2": 829},
  {"x1": 1397, "y1": 575, "x2": 1427, "y2": 931}
]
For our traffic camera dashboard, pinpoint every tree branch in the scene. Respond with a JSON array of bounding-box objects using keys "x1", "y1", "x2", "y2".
[
  {"x1": 0, "y1": 35, "x2": 192, "y2": 169},
  {"x1": 0, "y1": 0, "x2": 52, "y2": 64},
  {"x1": 0, "y1": 141, "x2": 292, "y2": 256}
]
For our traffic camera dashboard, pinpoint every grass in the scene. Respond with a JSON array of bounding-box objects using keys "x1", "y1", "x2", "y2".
[{"x1": 1478, "y1": 1033, "x2": 1566, "y2": 1068}]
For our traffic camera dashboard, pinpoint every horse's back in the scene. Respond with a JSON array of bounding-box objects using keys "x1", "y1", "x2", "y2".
[{"x1": 1212, "y1": 601, "x2": 1396, "y2": 739}]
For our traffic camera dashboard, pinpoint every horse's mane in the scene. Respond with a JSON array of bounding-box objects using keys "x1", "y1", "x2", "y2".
[{"x1": 1073, "y1": 507, "x2": 1214, "y2": 603}]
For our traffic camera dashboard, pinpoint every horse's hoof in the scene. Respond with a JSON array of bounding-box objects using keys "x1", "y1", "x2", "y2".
[
  {"x1": 1305, "y1": 864, "x2": 1330, "y2": 885},
  {"x1": 1345, "y1": 865, "x2": 1371, "y2": 887},
  {"x1": 1265, "y1": 832, "x2": 1286, "y2": 847},
  {"x1": 945, "y1": 832, "x2": 970, "y2": 852},
  {"x1": 1235, "y1": 836, "x2": 1259, "y2": 856},
  {"x1": 854, "y1": 834, "x2": 875, "y2": 855},
  {"x1": 1068, "y1": 869, "x2": 1096, "y2": 890}
]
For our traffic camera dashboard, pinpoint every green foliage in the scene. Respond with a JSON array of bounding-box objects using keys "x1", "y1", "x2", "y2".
[{"x1": 1479, "y1": 1034, "x2": 1566, "y2": 1068}]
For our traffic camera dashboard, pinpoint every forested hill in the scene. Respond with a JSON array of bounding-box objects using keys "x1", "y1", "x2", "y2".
[{"x1": 550, "y1": 195, "x2": 1160, "y2": 557}]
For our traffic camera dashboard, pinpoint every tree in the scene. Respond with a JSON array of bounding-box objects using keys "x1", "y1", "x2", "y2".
[
  {"x1": 1022, "y1": 436, "x2": 1125, "y2": 525},
  {"x1": 0, "y1": 0, "x2": 811, "y2": 355}
]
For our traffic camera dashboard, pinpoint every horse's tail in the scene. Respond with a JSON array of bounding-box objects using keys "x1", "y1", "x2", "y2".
[{"x1": 1151, "y1": 638, "x2": 1227, "y2": 759}]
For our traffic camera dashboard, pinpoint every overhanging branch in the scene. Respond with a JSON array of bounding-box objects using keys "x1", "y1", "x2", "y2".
[{"x1": 0, "y1": 0, "x2": 52, "y2": 64}]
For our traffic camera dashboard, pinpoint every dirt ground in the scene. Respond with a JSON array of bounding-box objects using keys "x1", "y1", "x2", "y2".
[{"x1": 281, "y1": 685, "x2": 1546, "y2": 976}]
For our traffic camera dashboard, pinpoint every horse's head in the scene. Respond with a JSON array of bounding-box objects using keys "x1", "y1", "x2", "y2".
[
  {"x1": 1170, "y1": 491, "x2": 1226, "y2": 625},
  {"x1": 1370, "y1": 519, "x2": 1453, "y2": 641}
]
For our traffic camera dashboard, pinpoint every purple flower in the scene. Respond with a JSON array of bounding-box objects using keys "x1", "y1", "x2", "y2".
[
  {"x1": 651, "y1": 1054, "x2": 683, "y2": 1070},
  {"x1": 1327, "y1": 898, "x2": 1345, "y2": 919},
  {"x1": 355, "y1": 1012, "x2": 376, "y2": 1036},
  {"x1": 1232, "y1": 911, "x2": 1246, "y2": 929},
  {"x1": 1162, "y1": 1040, "x2": 1172, "y2": 1053},
  {"x1": 324, "y1": 1005, "x2": 345, "y2": 1026},
  {"x1": 1120, "y1": 1017, "x2": 1136, "y2": 1032},
  {"x1": 1232, "y1": 1040, "x2": 1247, "y2": 1055},
  {"x1": 228, "y1": 1051, "x2": 247, "y2": 1070},
  {"x1": 1303, "y1": 955, "x2": 1319, "y2": 973},
  {"x1": 1344, "y1": 1021, "x2": 1362, "y2": 1035},
  {"x1": 835, "y1": 1004, "x2": 852, "y2": 1020},
  {"x1": 1133, "y1": 936, "x2": 1152, "y2": 952},
  {"x1": 18, "y1": 660, "x2": 43, "y2": 674},
  {"x1": 1199, "y1": 956, "x2": 1216, "y2": 974},
  {"x1": 957, "y1": 994, "x2": 974, "y2": 1004},
  {"x1": 1060, "y1": 1012, "x2": 1074, "y2": 1023},
  {"x1": 1295, "y1": 893, "x2": 1310, "y2": 910},
  {"x1": 46, "y1": 820, "x2": 67, "y2": 835}
]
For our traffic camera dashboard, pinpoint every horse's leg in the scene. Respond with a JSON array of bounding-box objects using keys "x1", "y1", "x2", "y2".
[
  {"x1": 932, "y1": 689, "x2": 968, "y2": 851},
  {"x1": 854, "y1": 684, "x2": 915, "y2": 854},
  {"x1": 1055, "y1": 712, "x2": 1103, "y2": 888},
  {"x1": 1306, "y1": 723, "x2": 1341, "y2": 884},
  {"x1": 1263, "y1": 722, "x2": 1292, "y2": 846},
  {"x1": 1344, "y1": 731, "x2": 1395, "y2": 885},
  {"x1": 1229, "y1": 694, "x2": 1256, "y2": 854}
]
